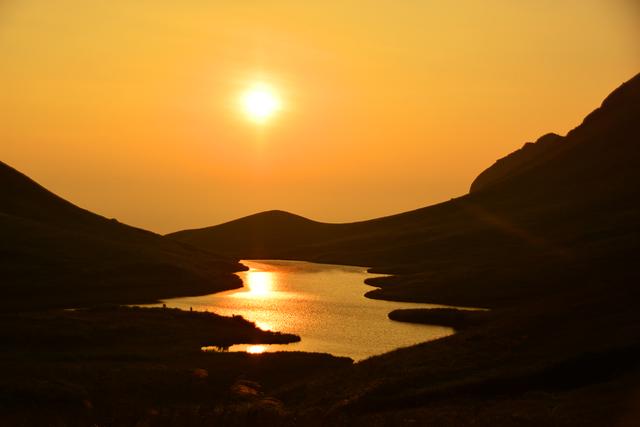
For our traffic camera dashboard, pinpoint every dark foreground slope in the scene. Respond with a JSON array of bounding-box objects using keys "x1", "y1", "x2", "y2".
[
  {"x1": 170, "y1": 73, "x2": 640, "y2": 309},
  {"x1": 0, "y1": 306, "x2": 350, "y2": 426},
  {"x1": 0, "y1": 161, "x2": 246, "y2": 309}
]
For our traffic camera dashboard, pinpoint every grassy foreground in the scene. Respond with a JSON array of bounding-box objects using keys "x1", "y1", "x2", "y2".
[{"x1": 0, "y1": 306, "x2": 351, "y2": 426}]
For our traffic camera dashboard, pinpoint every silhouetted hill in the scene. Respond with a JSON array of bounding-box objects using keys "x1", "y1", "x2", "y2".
[
  {"x1": 472, "y1": 72, "x2": 640, "y2": 199},
  {"x1": 0, "y1": 161, "x2": 245, "y2": 309},
  {"x1": 169, "y1": 210, "x2": 344, "y2": 259},
  {"x1": 469, "y1": 132, "x2": 564, "y2": 193},
  {"x1": 169, "y1": 73, "x2": 640, "y2": 308}
]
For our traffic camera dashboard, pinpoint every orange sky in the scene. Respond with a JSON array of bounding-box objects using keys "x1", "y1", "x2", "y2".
[{"x1": 1, "y1": 1, "x2": 639, "y2": 233}]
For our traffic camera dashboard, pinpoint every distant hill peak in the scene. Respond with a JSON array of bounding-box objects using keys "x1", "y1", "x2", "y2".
[
  {"x1": 217, "y1": 209, "x2": 317, "y2": 227},
  {"x1": 250, "y1": 209, "x2": 309, "y2": 220},
  {"x1": 167, "y1": 209, "x2": 320, "y2": 238}
]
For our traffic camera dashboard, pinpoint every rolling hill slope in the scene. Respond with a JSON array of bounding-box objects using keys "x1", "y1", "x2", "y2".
[{"x1": 0, "y1": 161, "x2": 245, "y2": 309}]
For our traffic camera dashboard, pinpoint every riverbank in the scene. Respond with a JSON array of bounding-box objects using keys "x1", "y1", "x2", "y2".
[
  {"x1": 275, "y1": 284, "x2": 640, "y2": 426},
  {"x1": 0, "y1": 306, "x2": 351, "y2": 426},
  {"x1": 152, "y1": 260, "x2": 455, "y2": 361},
  {"x1": 387, "y1": 307, "x2": 489, "y2": 329}
]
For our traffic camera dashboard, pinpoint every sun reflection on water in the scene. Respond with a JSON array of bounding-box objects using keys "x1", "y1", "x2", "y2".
[
  {"x1": 247, "y1": 271, "x2": 273, "y2": 295},
  {"x1": 245, "y1": 344, "x2": 267, "y2": 354},
  {"x1": 165, "y1": 260, "x2": 464, "y2": 360},
  {"x1": 230, "y1": 268, "x2": 281, "y2": 299}
]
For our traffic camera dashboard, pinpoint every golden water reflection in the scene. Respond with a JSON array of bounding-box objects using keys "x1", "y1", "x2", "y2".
[
  {"x1": 200, "y1": 344, "x2": 269, "y2": 354},
  {"x1": 245, "y1": 344, "x2": 267, "y2": 354},
  {"x1": 230, "y1": 269, "x2": 277, "y2": 299},
  {"x1": 247, "y1": 271, "x2": 273, "y2": 296},
  {"x1": 159, "y1": 260, "x2": 472, "y2": 360}
]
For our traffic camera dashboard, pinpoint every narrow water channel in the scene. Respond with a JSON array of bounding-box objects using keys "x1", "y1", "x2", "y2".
[{"x1": 158, "y1": 260, "x2": 460, "y2": 360}]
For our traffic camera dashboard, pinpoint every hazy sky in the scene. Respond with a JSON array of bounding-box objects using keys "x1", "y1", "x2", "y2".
[{"x1": 2, "y1": 1, "x2": 639, "y2": 233}]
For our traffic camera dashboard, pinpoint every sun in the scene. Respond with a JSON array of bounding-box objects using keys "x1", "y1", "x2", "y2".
[{"x1": 240, "y1": 83, "x2": 281, "y2": 123}]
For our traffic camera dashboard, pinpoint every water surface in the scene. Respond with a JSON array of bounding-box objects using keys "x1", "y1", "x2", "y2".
[{"x1": 158, "y1": 260, "x2": 459, "y2": 360}]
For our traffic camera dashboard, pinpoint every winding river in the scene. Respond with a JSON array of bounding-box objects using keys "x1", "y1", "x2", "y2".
[{"x1": 157, "y1": 260, "x2": 459, "y2": 361}]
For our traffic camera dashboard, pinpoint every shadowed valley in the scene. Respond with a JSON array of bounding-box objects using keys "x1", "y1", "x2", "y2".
[
  {"x1": 167, "y1": 74, "x2": 640, "y2": 425},
  {"x1": 1, "y1": 74, "x2": 639, "y2": 425}
]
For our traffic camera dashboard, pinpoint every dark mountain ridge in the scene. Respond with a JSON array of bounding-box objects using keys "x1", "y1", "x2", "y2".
[{"x1": 0, "y1": 161, "x2": 245, "y2": 309}]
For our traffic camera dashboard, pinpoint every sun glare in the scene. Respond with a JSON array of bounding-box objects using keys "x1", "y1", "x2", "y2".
[
  {"x1": 246, "y1": 344, "x2": 267, "y2": 354},
  {"x1": 246, "y1": 271, "x2": 273, "y2": 296},
  {"x1": 240, "y1": 83, "x2": 281, "y2": 123}
]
